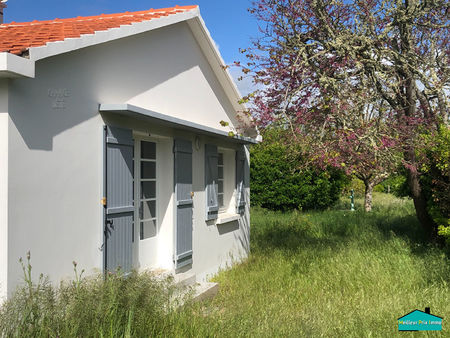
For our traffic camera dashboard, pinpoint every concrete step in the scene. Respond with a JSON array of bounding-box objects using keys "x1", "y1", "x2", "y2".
[
  {"x1": 148, "y1": 269, "x2": 218, "y2": 299},
  {"x1": 192, "y1": 282, "x2": 219, "y2": 302},
  {"x1": 149, "y1": 268, "x2": 172, "y2": 281},
  {"x1": 149, "y1": 269, "x2": 196, "y2": 287},
  {"x1": 174, "y1": 272, "x2": 196, "y2": 287},
  {"x1": 149, "y1": 269, "x2": 219, "y2": 309}
]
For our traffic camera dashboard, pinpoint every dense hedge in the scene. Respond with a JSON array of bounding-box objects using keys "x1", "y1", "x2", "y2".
[
  {"x1": 419, "y1": 125, "x2": 450, "y2": 245},
  {"x1": 378, "y1": 125, "x2": 450, "y2": 245},
  {"x1": 378, "y1": 173, "x2": 410, "y2": 197},
  {"x1": 250, "y1": 130, "x2": 348, "y2": 211}
]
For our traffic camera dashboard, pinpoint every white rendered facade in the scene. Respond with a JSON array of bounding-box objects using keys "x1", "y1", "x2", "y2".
[{"x1": 0, "y1": 12, "x2": 254, "y2": 300}]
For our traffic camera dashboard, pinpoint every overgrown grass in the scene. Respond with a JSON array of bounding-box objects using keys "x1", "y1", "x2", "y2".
[
  {"x1": 1, "y1": 193, "x2": 449, "y2": 337},
  {"x1": 0, "y1": 259, "x2": 192, "y2": 337},
  {"x1": 183, "y1": 193, "x2": 450, "y2": 337}
]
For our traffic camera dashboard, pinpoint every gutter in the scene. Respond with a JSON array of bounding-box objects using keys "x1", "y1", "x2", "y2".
[{"x1": 100, "y1": 103, "x2": 259, "y2": 144}]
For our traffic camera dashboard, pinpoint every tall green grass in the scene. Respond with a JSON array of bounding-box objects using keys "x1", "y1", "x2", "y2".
[
  {"x1": 183, "y1": 193, "x2": 450, "y2": 337},
  {"x1": 1, "y1": 193, "x2": 448, "y2": 337},
  {"x1": 0, "y1": 257, "x2": 191, "y2": 337}
]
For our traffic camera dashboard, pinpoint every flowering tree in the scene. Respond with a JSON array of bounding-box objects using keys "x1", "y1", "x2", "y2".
[
  {"x1": 242, "y1": 0, "x2": 449, "y2": 236},
  {"x1": 313, "y1": 98, "x2": 403, "y2": 212}
]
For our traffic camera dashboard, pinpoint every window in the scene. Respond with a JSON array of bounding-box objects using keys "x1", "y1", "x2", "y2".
[
  {"x1": 138, "y1": 141, "x2": 157, "y2": 239},
  {"x1": 218, "y1": 152, "x2": 224, "y2": 209},
  {"x1": 206, "y1": 146, "x2": 237, "y2": 220}
]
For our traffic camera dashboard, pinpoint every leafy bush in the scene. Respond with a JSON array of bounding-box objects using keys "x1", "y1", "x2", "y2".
[
  {"x1": 342, "y1": 178, "x2": 366, "y2": 197},
  {"x1": 418, "y1": 125, "x2": 450, "y2": 245},
  {"x1": 0, "y1": 253, "x2": 189, "y2": 337},
  {"x1": 251, "y1": 129, "x2": 348, "y2": 211},
  {"x1": 378, "y1": 173, "x2": 410, "y2": 197},
  {"x1": 373, "y1": 184, "x2": 385, "y2": 193},
  {"x1": 389, "y1": 125, "x2": 450, "y2": 244}
]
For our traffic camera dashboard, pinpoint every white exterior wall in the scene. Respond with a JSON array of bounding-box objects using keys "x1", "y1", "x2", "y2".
[
  {"x1": 192, "y1": 136, "x2": 250, "y2": 282},
  {"x1": 0, "y1": 79, "x2": 8, "y2": 301},
  {"x1": 5, "y1": 21, "x2": 250, "y2": 295},
  {"x1": 103, "y1": 114, "x2": 250, "y2": 282}
]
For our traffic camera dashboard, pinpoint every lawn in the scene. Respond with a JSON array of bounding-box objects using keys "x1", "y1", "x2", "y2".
[
  {"x1": 175, "y1": 193, "x2": 450, "y2": 337},
  {"x1": 1, "y1": 193, "x2": 449, "y2": 337}
]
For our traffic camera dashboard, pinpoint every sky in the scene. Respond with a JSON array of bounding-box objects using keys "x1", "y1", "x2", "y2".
[{"x1": 3, "y1": 0, "x2": 261, "y2": 94}]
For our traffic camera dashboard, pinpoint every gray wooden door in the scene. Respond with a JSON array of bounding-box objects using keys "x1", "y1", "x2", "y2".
[
  {"x1": 173, "y1": 139, "x2": 193, "y2": 269},
  {"x1": 104, "y1": 126, "x2": 134, "y2": 273}
]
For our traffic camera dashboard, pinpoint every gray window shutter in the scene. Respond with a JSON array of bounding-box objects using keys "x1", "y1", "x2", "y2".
[
  {"x1": 205, "y1": 144, "x2": 219, "y2": 220},
  {"x1": 104, "y1": 125, "x2": 134, "y2": 274},
  {"x1": 236, "y1": 147, "x2": 247, "y2": 214},
  {"x1": 174, "y1": 139, "x2": 193, "y2": 269}
]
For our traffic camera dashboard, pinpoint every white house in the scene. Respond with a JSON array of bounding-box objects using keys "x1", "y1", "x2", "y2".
[{"x1": 0, "y1": 5, "x2": 257, "y2": 300}]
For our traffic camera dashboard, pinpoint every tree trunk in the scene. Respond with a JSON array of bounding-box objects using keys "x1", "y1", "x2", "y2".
[
  {"x1": 397, "y1": 4, "x2": 437, "y2": 241},
  {"x1": 364, "y1": 180, "x2": 374, "y2": 212},
  {"x1": 404, "y1": 148, "x2": 437, "y2": 240}
]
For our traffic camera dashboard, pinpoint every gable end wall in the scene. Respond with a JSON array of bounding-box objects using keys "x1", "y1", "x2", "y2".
[{"x1": 5, "y1": 21, "x2": 247, "y2": 294}]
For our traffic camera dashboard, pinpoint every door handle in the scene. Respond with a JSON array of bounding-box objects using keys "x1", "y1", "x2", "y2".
[{"x1": 106, "y1": 219, "x2": 114, "y2": 229}]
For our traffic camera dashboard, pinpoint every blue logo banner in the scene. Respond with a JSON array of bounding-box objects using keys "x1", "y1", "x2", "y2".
[{"x1": 398, "y1": 309, "x2": 443, "y2": 331}]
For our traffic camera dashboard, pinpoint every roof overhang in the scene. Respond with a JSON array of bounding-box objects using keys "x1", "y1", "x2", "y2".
[
  {"x1": 26, "y1": 9, "x2": 200, "y2": 62},
  {"x1": 99, "y1": 103, "x2": 258, "y2": 144},
  {"x1": 185, "y1": 14, "x2": 247, "y2": 124},
  {"x1": 0, "y1": 52, "x2": 35, "y2": 78}
]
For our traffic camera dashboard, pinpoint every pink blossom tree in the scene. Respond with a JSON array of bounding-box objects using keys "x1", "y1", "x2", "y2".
[
  {"x1": 242, "y1": 0, "x2": 449, "y2": 235},
  {"x1": 312, "y1": 98, "x2": 403, "y2": 212}
]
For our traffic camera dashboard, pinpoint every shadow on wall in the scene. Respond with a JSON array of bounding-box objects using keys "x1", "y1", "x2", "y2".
[
  {"x1": 6, "y1": 37, "x2": 128, "y2": 151},
  {"x1": 8, "y1": 22, "x2": 236, "y2": 151},
  {"x1": 215, "y1": 217, "x2": 249, "y2": 260},
  {"x1": 236, "y1": 214, "x2": 250, "y2": 254},
  {"x1": 217, "y1": 221, "x2": 239, "y2": 235},
  {"x1": 237, "y1": 151, "x2": 251, "y2": 254}
]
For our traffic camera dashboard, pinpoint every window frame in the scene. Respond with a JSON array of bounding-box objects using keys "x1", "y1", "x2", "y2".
[
  {"x1": 134, "y1": 137, "x2": 158, "y2": 240},
  {"x1": 217, "y1": 152, "x2": 225, "y2": 212},
  {"x1": 216, "y1": 147, "x2": 236, "y2": 215}
]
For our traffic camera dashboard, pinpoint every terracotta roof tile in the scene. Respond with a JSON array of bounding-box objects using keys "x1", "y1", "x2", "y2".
[{"x1": 0, "y1": 5, "x2": 197, "y2": 56}]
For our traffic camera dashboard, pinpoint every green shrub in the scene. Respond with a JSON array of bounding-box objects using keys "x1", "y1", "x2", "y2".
[
  {"x1": 388, "y1": 125, "x2": 450, "y2": 244},
  {"x1": 418, "y1": 125, "x2": 450, "y2": 245},
  {"x1": 250, "y1": 129, "x2": 348, "y2": 211},
  {"x1": 379, "y1": 173, "x2": 410, "y2": 197},
  {"x1": 341, "y1": 178, "x2": 366, "y2": 197},
  {"x1": 373, "y1": 184, "x2": 385, "y2": 193}
]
